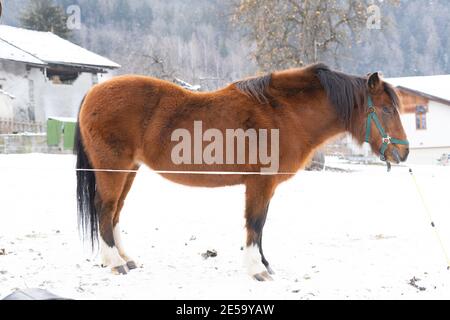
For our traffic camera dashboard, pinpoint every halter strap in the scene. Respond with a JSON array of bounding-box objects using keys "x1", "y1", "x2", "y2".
[{"x1": 365, "y1": 96, "x2": 409, "y2": 161}]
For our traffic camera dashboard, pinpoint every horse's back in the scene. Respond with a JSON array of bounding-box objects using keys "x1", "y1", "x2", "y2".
[{"x1": 81, "y1": 75, "x2": 183, "y2": 116}]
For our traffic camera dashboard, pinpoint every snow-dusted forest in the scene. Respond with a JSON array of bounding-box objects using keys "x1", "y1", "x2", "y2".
[{"x1": 2, "y1": 0, "x2": 450, "y2": 89}]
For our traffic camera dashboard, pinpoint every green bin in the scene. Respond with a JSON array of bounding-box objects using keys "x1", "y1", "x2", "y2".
[{"x1": 47, "y1": 117, "x2": 77, "y2": 150}]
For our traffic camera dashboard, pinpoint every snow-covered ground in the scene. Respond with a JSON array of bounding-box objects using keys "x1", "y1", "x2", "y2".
[{"x1": 0, "y1": 154, "x2": 449, "y2": 300}]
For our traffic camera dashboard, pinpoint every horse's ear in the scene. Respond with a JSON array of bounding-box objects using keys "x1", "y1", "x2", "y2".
[{"x1": 367, "y1": 72, "x2": 383, "y2": 93}]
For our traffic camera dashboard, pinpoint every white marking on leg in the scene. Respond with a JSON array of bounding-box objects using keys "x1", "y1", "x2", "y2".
[
  {"x1": 113, "y1": 224, "x2": 132, "y2": 262},
  {"x1": 244, "y1": 244, "x2": 267, "y2": 276},
  {"x1": 100, "y1": 237, "x2": 126, "y2": 268}
]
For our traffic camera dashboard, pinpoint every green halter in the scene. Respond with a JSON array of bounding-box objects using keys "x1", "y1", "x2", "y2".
[{"x1": 365, "y1": 96, "x2": 409, "y2": 161}]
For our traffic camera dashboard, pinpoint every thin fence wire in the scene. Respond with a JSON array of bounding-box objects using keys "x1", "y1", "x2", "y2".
[
  {"x1": 0, "y1": 158, "x2": 448, "y2": 269},
  {"x1": 409, "y1": 169, "x2": 450, "y2": 270},
  {"x1": 0, "y1": 161, "x2": 447, "y2": 177},
  {"x1": 65, "y1": 169, "x2": 450, "y2": 179}
]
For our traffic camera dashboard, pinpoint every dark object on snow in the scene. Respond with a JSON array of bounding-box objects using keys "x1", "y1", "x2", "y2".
[
  {"x1": 408, "y1": 277, "x2": 426, "y2": 292},
  {"x1": 306, "y1": 151, "x2": 325, "y2": 171},
  {"x1": 2, "y1": 288, "x2": 71, "y2": 300},
  {"x1": 201, "y1": 250, "x2": 218, "y2": 259}
]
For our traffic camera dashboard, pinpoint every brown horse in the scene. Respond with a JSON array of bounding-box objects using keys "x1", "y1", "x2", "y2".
[{"x1": 75, "y1": 63, "x2": 409, "y2": 281}]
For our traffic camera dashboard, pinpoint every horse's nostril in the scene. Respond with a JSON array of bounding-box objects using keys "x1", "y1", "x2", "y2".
[{"x1": 392, "y1": 148, "x2": 401, "y2": 164}]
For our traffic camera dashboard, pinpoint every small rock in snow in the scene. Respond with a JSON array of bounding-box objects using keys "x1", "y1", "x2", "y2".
[{"x1": 201, "y1": 250, "x2": 218, "y2": 259}]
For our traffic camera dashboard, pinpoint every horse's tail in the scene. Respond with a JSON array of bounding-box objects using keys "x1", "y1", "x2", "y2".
[{"x1": 75, "y1": 96, "x2": 98, "y2": 250}]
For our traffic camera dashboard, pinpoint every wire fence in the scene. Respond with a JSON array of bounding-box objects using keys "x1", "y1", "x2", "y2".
[
  {"x1": 0, "y1": 161, "x2": 447, "y2": 177},
  {"x1": 0, "y1": 118, "x2": 45, "y2": 134}
]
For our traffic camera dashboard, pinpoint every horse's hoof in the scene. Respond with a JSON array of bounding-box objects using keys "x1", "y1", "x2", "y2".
[
  {"x1": 126, "y1": 260, "x2": 138, "y2": 270},
  {"x1": 253, "y1": 271, "x2": 273, "y2": 281},
  {"x1": 112, "y1": 265, "x2": 128, "y2": 275}
]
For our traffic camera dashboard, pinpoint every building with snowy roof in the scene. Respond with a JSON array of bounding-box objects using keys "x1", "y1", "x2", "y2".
[
  {"x1": 0, "y1": 88, "x2": 14, "y2": 120},
  {"x1": 0, "y1": 25, "x2": 120, "y2": 125},
  {"x1": 387, "y1": 75, "x2": 450, "y2": 165}
]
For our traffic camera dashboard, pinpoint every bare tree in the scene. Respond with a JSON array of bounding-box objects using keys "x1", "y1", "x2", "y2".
[
  {"x1": 143, "y1": 53, "x2": 177, "y2": 80},
  {"x1": 232, "y1": 0, "x2": 397, "y2": 71}
]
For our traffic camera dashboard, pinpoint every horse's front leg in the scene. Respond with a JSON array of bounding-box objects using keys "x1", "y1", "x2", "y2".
[{"x1": 244, "y1": 178, "x2": 276, "y2": 281}]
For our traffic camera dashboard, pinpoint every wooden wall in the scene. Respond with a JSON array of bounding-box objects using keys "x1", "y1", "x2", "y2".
[{"x1": 397, "y1": 89, "x2": 429, "y2": 114}]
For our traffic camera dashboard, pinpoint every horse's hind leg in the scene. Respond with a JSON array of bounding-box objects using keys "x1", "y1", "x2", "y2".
[
  {"x1": 95, "y1": 170, "x2": 130, "y2": 275},
  {"x1": 112, "y1": 166, "x2": 139, "y2": 270},
  {"x1": 244, "y1": 178, "x2": 276, "y2": 281}
]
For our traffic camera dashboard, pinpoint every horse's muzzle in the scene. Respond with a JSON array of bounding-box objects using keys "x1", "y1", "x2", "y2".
[
  {"x1": 401, "y1": 147, "x2": 410, "y2": 162},
  {"x1": 392, "y1": 146, "x2": 409, "y2": 163}
]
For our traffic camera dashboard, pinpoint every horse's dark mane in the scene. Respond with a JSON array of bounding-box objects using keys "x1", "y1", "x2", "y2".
[
  {"x1": 315, "y1": 64, "x2": 401, "y2": 128},
  {"x1": 314, "y1": 63, "x2": 368, "y2": 128},
  {"x1": 234, "y1": 63, "x2": 400, "y2": 129},
  {"x1": 234, "y1": 74, "x2": 272, "y2": 104}
]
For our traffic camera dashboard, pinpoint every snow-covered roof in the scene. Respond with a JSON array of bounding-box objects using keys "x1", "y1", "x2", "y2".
[
  {"x1": 0, "y1": 25, "x2": 120, "y2": 70},
  {"x1": 387, "y1": 75, "x2": 450, "y2": 104},
  {"x1": 0, "y1": 39, "x2": 45, "y2": 65},
  {"x1": 173, "y1": 78, "x2": 201, "y2": 91}
]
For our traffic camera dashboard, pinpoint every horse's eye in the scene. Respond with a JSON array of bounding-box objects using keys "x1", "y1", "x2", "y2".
[{"x1": 382, "y1": 106, "x2": 392, "y2": 114}]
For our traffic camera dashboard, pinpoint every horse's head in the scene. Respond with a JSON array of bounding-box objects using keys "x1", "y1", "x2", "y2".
[
  {"x1": 236, "y1": 63, "x2": 409, "y2": 164},
  {"x1": 353, "y1": 72, "x2": 409, "y2": 164}
]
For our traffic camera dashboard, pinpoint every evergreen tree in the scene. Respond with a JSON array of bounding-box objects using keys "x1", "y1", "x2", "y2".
[{"x1": 20, "y1": 0, "x2": 71, "y2": 39}]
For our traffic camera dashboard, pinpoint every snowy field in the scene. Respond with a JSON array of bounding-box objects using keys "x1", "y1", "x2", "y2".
[{"x1": 0, "y1": 154, "x2": 450, "y2": 300}]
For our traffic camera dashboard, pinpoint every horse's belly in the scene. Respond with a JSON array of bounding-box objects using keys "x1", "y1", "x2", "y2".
[{"x1": 158, "y1": 172, "x2": 244, "y2": 188}]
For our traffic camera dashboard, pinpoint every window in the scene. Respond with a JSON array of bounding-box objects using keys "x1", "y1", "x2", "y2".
[
  {"x1": 46, "y1": 68, "x2": 79, "y2": 85},
  {"x1": 415, "y1": 105, "x2": 427, "y2": 130}
]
